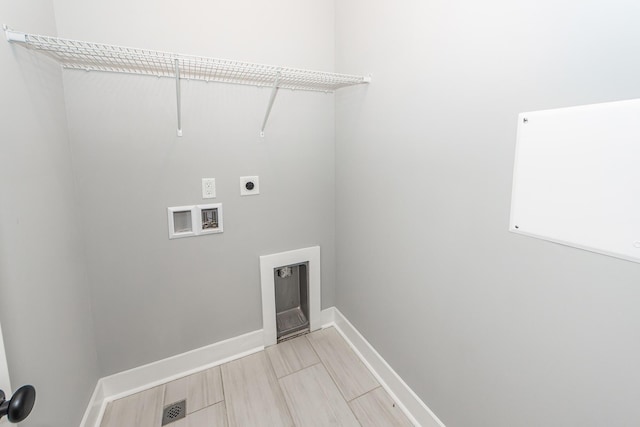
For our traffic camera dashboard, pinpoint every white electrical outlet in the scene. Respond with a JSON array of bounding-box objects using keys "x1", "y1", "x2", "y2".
[
  {"x1": 202, "y1": 178, "x2": 216, "y2": 199},
  {"x1": 240, "y1": 176, "x2": 259, "y2": 196}
]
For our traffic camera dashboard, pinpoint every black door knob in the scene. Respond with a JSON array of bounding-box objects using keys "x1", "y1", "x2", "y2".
[{"x1": 0, "y1": 385, "x2": 36, "y2": 423}]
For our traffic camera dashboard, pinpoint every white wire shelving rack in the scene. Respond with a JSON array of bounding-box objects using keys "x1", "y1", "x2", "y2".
[{"x1": 4, "y1": 27, "x2": 370, "y2": 136}]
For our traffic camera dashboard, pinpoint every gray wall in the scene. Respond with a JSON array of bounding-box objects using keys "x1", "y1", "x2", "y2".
[
  {"x1": 53, "y1": 0, "x2": 337, "y2": 376},
  {"x1": 335, "y1": 1, "x2": 640, "y2": 426},
  {"x1": 0, "y1": 2, "x2": 100, "y2": 426}
]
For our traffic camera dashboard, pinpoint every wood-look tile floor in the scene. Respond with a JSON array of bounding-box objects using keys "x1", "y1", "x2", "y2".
[{"x1": 100, "y1": 327, "x2": 413, "y2": 427}]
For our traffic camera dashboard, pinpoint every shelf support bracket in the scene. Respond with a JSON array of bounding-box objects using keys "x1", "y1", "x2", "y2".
[
  {"x1": 3, "y1": 26, "x2": 27, "y2": 43},
  {"x1": 174, "y1": 58, "x2": 183, "y2": 137},
  {"x1": 260, "y1": 72, "x2": 282, "y2": 137}
]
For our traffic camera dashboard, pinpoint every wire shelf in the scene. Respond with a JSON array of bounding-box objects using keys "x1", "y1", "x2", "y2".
[
  {"x1": 5, "y1": 27, "x2": 370, "y2": 136},
  {"x1": 6, "y1": 31, "x2": 370, "y2": 92}
]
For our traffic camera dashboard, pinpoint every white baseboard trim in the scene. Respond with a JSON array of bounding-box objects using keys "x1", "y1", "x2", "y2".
[
  {"x1": 79, "y1": 329, "x2": 264, "y2": 427},
  {"x1": 325, "y1": 307, "x2": 445, "y2": 427},
  {"x1": 79, "y1": 380, "x2": 105, "y2": 427},
  {"x1": 321, "y1": 305, "x2": 337, "y2": 326},
  {"x1": 80, "y1": 307, "x2": 444, "y2": 427}
]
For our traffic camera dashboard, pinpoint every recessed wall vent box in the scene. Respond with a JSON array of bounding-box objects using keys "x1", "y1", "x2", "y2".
[
  {"x1": 167, "y1": 204, "x2": 223, "y2": 239},
  {"x1": 274, "y1": 263, "x2": 309, "y2": 341},
  {"x1": 260, "y1": 246, "x2": 321, "y2": 346}
]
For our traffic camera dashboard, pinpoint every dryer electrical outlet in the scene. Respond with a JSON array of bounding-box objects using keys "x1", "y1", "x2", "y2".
[
  {"x1": 240, "y1": 176, "x2": 259, "y2": 196},
  {"x1": 202, "y1": 178, "x2": 216, "y2": 199}
]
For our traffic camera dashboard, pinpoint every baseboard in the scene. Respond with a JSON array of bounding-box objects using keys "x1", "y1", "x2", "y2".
[
  {"x1": 79, "y1": 329, "x2": 264, "y2": 427},
  {"x1": 327, "y1": 307, "x2": 445, "y2": 427},
  {"x1": 320, "y1": 305, "x2": 337, "y2": 326},
  {"x1": 79, "y1": 380, "x2": 105, "y2": 427},
  {"x1": 80, "y1": 307, "x2": 444, "y2": 427}
]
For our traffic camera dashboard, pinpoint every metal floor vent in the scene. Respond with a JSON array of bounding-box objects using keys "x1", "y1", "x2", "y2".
[
  {"x1": 277, "y1": 328, "x2": 309, "y2": 343},
  {"x1": 162, "y1": 400, "x2": 186, "y2": 425}
]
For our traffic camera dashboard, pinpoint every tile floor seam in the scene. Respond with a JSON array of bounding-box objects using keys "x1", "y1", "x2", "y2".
[
  {"x1": 310, "y1": 328, "x2": 381, "y2": 400},
  {"x1": 277, "y1": 363, "x2": 360, "y2": 427},
  {"x1": 336, "y1": 377, "x2": 364, "y2": 425},
  {"x1": 305, "y1": 332, "x2": 354, "y2": 402},
  {"x1": 265, "y1": 346, "x2": 298, "y2": 426},
  {"x1": 346, "y1": 385, "x2": 383, "y2": 403},
  {"x1": 275, "y1": 377, "x2": 299, "y2": 427},
  {"x1": 273, "y1": 360, "x2": 322, "y2": 381},
  {"x1": 219, "y1": 362, "x2": 231, "y2": 427},
  {"x1": 305, "y1": 331, "x2": 366, "y2": 424},
  {"x1": 181, "y1": 401, "x2": 223, "y2": 418}
]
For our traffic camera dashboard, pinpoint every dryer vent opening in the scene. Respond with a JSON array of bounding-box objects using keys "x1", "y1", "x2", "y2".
[
  {"x1": 260, "y1": 246, "x2": 320, "y2": 346},
  {"x1": 274, "y1": 262, "x2": 309, "y2": 341}
]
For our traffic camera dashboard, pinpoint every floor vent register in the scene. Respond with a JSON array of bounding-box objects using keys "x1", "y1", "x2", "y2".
[{"x1": 162, "y1": 400, "x2": 186, "y2": 425}]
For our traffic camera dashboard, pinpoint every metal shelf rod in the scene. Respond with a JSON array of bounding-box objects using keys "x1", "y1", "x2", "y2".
[
  {"x1": 261, "y1": 72, "x2": 281, "y2": 137},
  {"x1": 174, "y1": 59, "x2": 182, "y2": 137}
]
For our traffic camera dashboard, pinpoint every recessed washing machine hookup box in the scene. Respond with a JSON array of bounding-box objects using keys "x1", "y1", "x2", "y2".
[
  {"x1": 167, "y1": 204, "x2": 223, "y2": 239},
  {"x1": 198, "y1": 203, "x2": 223, "y2": 235}
]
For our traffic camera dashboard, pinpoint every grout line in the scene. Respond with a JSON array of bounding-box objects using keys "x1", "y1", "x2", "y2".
[
  {"x1": 303, "y1": 334, "x2": 324, "y2": 368},
  {"x1": 157, "y1": 385, "x2": 168, "y2": 426},
  {"x1": 264, "y1": 344, "x2": 278, "y2": 375},
  {"x1": 264, "y1": 348, "x2": 297, "y2": 426},
  {"x1": 185, "y1": 367, "x2": 219, "y2": 415},
  {"x1": 275, "y1": 361, "x2": 322, "y2": 381},
  {"x1": 161, "y1": 375, "x2": 177, "y2": 409},
  {"x1": 305, "y1": 327, "x2": 362, "y2": 418},
  {"x1": 346, "y1": 385, "x2": 383, "y2": 403},
  {"x1": 219, "y1": 361, "x2": 231, "y2": 427},
  {"x1": 267, "y1": 333, "x2": 317, "y2": 379},
  {"x1": 274, "y1": 378, "x2": 297, "y2": 426},
  {"x1": 306, "y1": 327, "x2": 350, "y2": 402},
  {"x1": 183, "y1": 401, "x2": 226, "y2": 418},
  {"x1": 212, "y1": 365, "x2": 225, "y2": 407},
  {"x1": 200, "y1": 369, "x2": 209, "y2": 411}
]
